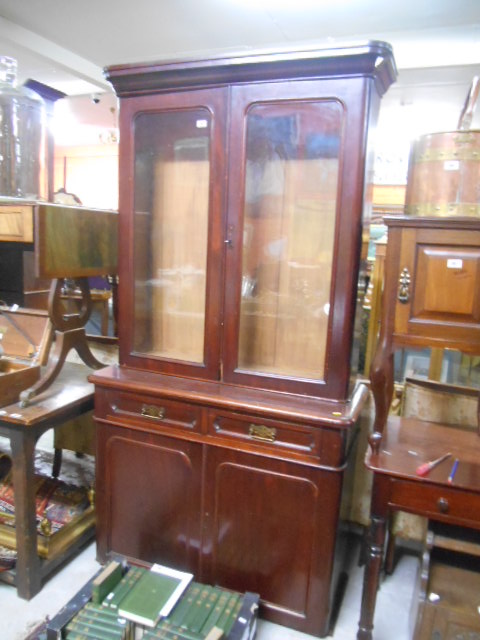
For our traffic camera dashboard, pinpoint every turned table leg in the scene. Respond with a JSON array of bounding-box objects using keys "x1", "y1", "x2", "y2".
[{"x1": 357, "y1": 515, "x2": 386, "y2": 640}]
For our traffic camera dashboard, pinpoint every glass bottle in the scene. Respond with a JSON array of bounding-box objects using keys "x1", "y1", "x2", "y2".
[{"x1": 0, "y1": 56, "x2": 47, "y2": 199}]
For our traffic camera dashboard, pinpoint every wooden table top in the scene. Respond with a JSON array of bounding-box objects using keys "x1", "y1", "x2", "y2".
[
  {"x1": 0, "y1": 362, "x2": 95, "y2": 429},
  {"x1": 366, "y1": 416, "x2": 480, "y2": 493}
]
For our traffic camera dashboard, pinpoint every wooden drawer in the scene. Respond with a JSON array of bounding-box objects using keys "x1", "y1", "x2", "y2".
[
  {"x1": 390, "y1": 480, "x2": 480, "y2": 528},
  {"x1": 0, "y1": 205, "x2": 33, "y2": 242},
  {"x1": 98, "y1": 390, "x2": 203, "y2": 434},
  {"x1": 209, "y1": 410, "x2": 322, "y2": 458}
]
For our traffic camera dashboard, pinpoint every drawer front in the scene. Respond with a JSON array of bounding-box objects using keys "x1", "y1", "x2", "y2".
[
  {"x1": 390, "y1": 480, "x2": 480, "y2": 527},
  {"x1": 393, "y1": 226, "x2": 480, "y2": 343},
  {"x1": 209, "y1": 410, "x2": 323, "y2": 459},
  {"x1": 0, "y1": 205, "x2": 33, "y2": 242},
  {"x1": 98, "y1": 389, "x2": 203, "y2": 434}
]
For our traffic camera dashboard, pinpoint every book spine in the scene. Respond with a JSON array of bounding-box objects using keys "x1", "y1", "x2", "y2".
[
  {"x1": 76, "y1": 606, "x2": 126, "y2": 626},
  {"x1": 223, "y1": 597, "x2": 243, "y2": 636},
  {"x1": 64, "y1": 624, "x2": 119, "y2": 640},
  {"x1": 226, "y1": 592, "x2": 259, "y2": 640},
  {"x1": 214, "y1": 593, "x2": 241, "y2": 635},
  {"x1": 200, "y1": 588, "x2": 231, "y2": 636},
  {"x1": 106, "y1": 566, "x2": 146, "y2": 610},
  {"x1": 145, "y1": 621, "x2": 203, "y2": 639},
  {"x1": 165, "y1": 582, "x2": 202, "y2": 628},
  {"x1": 92, "y1": 560, "x2": 123, "y2": 604},
  {"x1": 71, "y1": 608, "x2": 130, "y2": 636},
  {"x1": 180, "y1": 584, "x2": 213, "y2": 632},
  {"x1": 189, "y1": 586, "x2": 223, "y2": 634},
  {"x1": 83, "y1": 602, "x2": 135, "y2": 638},
  {"x1": 65, "y1": 632, "x2": 130, "y2": 640},
  {"x1": 141, "y1": 628, "x2": 171, "y2": 639},
  {"x1": 84, "y1": 602, "x2": 126, "y2": 620},
  {"x1": 66, "y1": 616, "x2": 123, "y2": 640}
]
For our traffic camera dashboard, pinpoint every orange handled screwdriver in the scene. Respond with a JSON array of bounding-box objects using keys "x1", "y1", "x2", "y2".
[{"x1": 416, "y1": 452, "x2": 452, "y2": 477}]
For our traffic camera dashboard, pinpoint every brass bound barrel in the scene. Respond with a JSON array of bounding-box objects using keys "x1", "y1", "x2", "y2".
[{"x1": 405, "y1": 129, "x2": 480, "y2": 217}]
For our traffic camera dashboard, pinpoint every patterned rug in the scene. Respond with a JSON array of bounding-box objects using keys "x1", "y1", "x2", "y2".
[{"x1": 0, "y1": 437, "x2": 95, "y2": 570}]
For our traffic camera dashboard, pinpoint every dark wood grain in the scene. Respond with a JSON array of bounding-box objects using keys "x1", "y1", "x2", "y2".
[
  {"x1": 94, "y1": 43, "x2": 396, "y2": 637},
  {"x1": 0, "y1": 362, "x2": 94, "y2": 599},
  {"x1": 359, "y1": 216, "x2": 480, "y2": 639}
]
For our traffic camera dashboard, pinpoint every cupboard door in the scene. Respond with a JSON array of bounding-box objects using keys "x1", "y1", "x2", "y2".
[
  {"x1": 118, "y1": 89, "x2": 227, "y2": 378},
  {"x1": 392, "y1": 226, "x2": 480, "y2": 346},
  {"x1": 222, "y1": 78, "x2": 371, "y2": 397},
  {"x1": 203, "y1": 446, "x2": 344, "y2": 636},
  {"x1": 96, "y1": 423, "x2": 203, "y2": 574}
]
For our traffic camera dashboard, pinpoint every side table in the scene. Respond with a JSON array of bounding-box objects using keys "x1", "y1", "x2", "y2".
[
  {"x1": 357, "y1": 416, "x2": 480, "y2": 639},
  {"x1": 359, "y1": 215, "x2": 480, "y2": 638},
  {"x1": 0, "y1": 362, "x2": 95, "y2": 599}
]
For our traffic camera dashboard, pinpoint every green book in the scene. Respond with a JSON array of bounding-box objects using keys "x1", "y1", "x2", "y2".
[
  {"x1": 106, "y1": 565, "x2": 146, "y2": 610},
  {"x1": 66, "y1": 616, "x2": 123, "y2": 640},
  {"x1": 166, "y1": 583, "x2": 202, "y2": 628},
  {"x1": 200, "y1": 588, "x2": 231, "y2": 636},
  {"x1": 84, "y1": 602, "x2": 126, "y2": 621},
  {"x1": 65, "y1": 624, "x2": 119, "y2": 640},
  {"x1": 214, "y1": 592, "x2": 241, "y2": 635},
  {"x1": 142, "y1": 627, "x2": 179, "y2": 640},
  {"x1": 149, "y1": 619, "x2": 203, "y2": 639},
  {"x1": 223, "y1": 597, "x2": 243, "y2": 636},
  {"x1": 118, "y1": 563, "x2": 193, "y2": 627},
  {"x1": 73, "y1": 608, "x2": 130, "y2": 634},
  {"x1": 180, "y1": 584, "x2": 213, "y2": 632},
  {"x1": 92, "y1": 560, "x2": 123, "y2": 604},
  {"x1": 189, "y1": 586, "x2": 222, "y2": 634},
  {"x1": 84, "y1": 603, "x2": 135, "y2": 638}
]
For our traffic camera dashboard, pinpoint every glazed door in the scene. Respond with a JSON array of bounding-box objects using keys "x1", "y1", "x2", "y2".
[
  {"x1": 118, "y1": 89, "x2": 227, "y2": 378},
  {"x1": 222, "y1": 78, "x2": 369, "y2": 397}
]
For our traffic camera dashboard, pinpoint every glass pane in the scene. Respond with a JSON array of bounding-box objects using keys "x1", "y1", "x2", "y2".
[
  {"x1": 238, "y1": 100, "x2": 342, "y2": 380},
  {"x1": 133, "y1": 109, "x2": 210, "y2": 363}
]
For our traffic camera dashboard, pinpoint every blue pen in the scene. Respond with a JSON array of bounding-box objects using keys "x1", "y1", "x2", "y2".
[{"x1": 447, "y1": 458, "x2": 459, "y2": 484}]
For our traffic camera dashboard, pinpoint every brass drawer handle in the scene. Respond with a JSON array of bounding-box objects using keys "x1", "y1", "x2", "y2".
[
  {"x1": 398, "y1": 267, "x2": 411, "y2": 304},
  {"x1": 249, "y1": 423, "x2": 276, "y2": 442},
  {"x1": 437, "y1": 497, "x2": 449, "y2": 514},
  {"x1": 141, "y1": 404, "x2": 166, "y2": 420}
]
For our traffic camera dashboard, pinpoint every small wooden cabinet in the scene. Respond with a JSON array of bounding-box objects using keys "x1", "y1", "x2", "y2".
[
  {"x1": 90, "y1": 42, "x2": 396, "y2": 636},
  {"x1": 370, "y1": 216, "x2": 480, "y2": 439}
]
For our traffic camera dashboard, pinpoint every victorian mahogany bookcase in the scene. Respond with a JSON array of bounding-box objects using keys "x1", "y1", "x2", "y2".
[{"x1": 89, "y1": 42, "x2": 396, "y2": 636}]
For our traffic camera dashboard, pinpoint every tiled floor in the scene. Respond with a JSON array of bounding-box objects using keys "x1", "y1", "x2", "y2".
[{"x1": 0, "y1": 434, "x2": 420, "y2": 640}]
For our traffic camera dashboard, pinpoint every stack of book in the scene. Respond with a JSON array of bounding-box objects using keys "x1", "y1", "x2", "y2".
[
  {"x1": 63, "y1": 600, "x2": 134, "y2": 639},
  {"x1": 49, "y1": 559, "x2": 259, "y2": 640}
]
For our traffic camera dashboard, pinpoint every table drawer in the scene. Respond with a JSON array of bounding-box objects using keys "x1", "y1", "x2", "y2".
[
  {"x1": 0, "y1": 205, "x2": 33, "y2": 242},
  {"x1": 99, "y1": 390, "x2": 202, "y2": 434},
  {"x1": 209, "y1": 410, "x2": 322, "y2": 458},
  {"x1": 390, "y1": 480, "x2": 480, "y2": 526}
]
